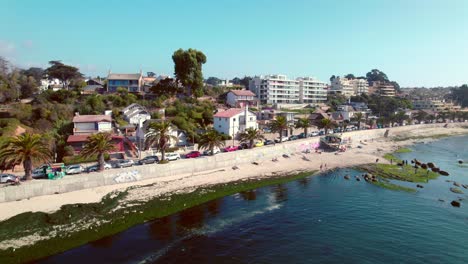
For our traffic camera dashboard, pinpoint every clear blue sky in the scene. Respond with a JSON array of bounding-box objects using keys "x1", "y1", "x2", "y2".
[{"x1": 1, "y1": 0, "x2": 467, "y2": 87}]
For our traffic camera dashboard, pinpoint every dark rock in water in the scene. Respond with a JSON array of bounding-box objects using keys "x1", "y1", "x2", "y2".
[
  {"x1": 458, "y1": 160, "x2": 463, "y2": 164},
  {"x1": 344, "y1": 175, "x2": 350, "y2": 180},
  {"x1": 450, "y1": 187, "x2": 464, "y2": 194},
  {"x1": 356, "y1": 177, "x2": 361, "y2": 181},
  {"x1": 438, "y1": 199, "x2": 445, "y2": 202},
  {"x1": 431, "y1": 167, "x2": 440, "y2": 172},
  {"x1": 451, "y1": 200, "x2": 461, "y2": 207},
  {"x1": 427, "y1": 162, "x2": 435, "y2": 169},
  {"x1": 462, "y1": 184, "x2": 468, "y2": 189},
  {"x1": 372, "y1": 178, "x2": 377, "y2": 182},
  {"x1": 445, "y1": 180, "x2": 452, "y2": 182},
  {"x1": 421, "y1": 164, "x2": 428, "y2": 169},
  {"x1": 453, "y1": 182, "x2": 461, "y2": 187},
  {"x1": 439, "y1": 170, "x2": 449, "y2": 176},
  {"x1": 416, "y1": 184, "x2": 424, "y2": 188},
  {"x1": 415, "y1": 160, "x2": 421, "y2": 166},
  {"x1": 411, "y1": 160, "x2": 414, "y2": 164}
]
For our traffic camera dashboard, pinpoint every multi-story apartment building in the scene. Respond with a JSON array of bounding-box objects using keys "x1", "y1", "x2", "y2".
[
  {"x1": 249, "y1": 75, "x2": 327, "y2": 105},
  {"x1": 107, "y1": 71, "x2": 143, "y2": 93},
  {"x1": 369, "y1": 81, "x2": 396, "y2": 97},
  {"x1": 297, "y1": 77, "x2": 327, "y2": 104},
  {"x1": 330, "y1": 77, "x2": 369, "y2": 97},
  {"x1": 413, "y1": 99, "x2": 446, "y2": 111}
]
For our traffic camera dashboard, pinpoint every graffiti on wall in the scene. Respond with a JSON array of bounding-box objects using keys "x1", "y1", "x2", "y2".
[{"x1": 113, "y1": 170, "x2": 142, "y2": 183}]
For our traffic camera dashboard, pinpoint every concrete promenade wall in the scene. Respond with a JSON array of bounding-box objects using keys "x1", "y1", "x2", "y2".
[{"x1": 0, "y1": 124, "x2": 447, "y2": 203}]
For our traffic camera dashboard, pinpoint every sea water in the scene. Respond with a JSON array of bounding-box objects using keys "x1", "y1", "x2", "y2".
[{"x1": 40, "y1": 135, "x2": 468, "y2": 264}]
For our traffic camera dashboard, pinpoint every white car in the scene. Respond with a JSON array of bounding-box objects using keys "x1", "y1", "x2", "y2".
[
  {"x1": 87, "y1": 163, "x2": 112, "y2": 172},
  {"x1": 274, "y1": 137, "x2": 289, "y2": 143},
  {"x1": 66, "y1": 164, "x2": 84, "y2": 175},
  {"x1": 203, "y1": 147, "x2": 220, "y2": 155},
  {"x1": 165, "y1": 153, "x2": 181, "y2": 161}
]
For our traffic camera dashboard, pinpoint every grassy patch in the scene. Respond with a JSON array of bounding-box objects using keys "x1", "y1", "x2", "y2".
[
  {"x1": 0, "y1": 170, "x2": 316, "y2": 264},
  {"x1": 395, "y1": 147, "x2": 412, "y2": 153},
  {"x1": 371, "y1": 180, "x2": 416, "y2": 193},
  {"x1": 360, "y1": 163, "x2": 439, "y2": 183},
  {"x1": 383, "y1": 153, "x2": 401, "y2": 163}
]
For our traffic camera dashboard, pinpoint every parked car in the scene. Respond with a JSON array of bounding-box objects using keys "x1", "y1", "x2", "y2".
[
  {"x1": 274, "y1": 137, "x2": 289, "y2": 143},
  {"x1": 87, "y1": 163, "x2": 112, "y2": 172},
  {"x1": 185, "y1": 151, "x2": 201, "y2": 159},
  {"x1": 288, "y1": 135, "x2": 299, "y2": 141},
  {"x1": 264, "y1": 139, "x2": 275, "y2": 145},
  {"x1": 309, "y1": 131, "x2": 320, "y2": 137},
  {"x1": 237, "y1": 143, "x2": 250, "y2": 150},
  {"x1": 224, "y1": 145, "x2": 239, "y2": 152},
  {"x1": 165, "y1": 153, "x2": 181, "y2": 161},
  {"x1": 203, "y1": 147, "x2": 220, "y2": 155},
  {"x1": 254, "y1": 141, "x2": 264, "y2": 147},
  {"x1": 114, "y1": 159, "x2": 134, "y2": 168},
  {"x1": 65, "y1": 164, "x2": 84, "y2": 175},
  {"x1": 32, "y1": 164, "x2": 50, "y2": 179},
  {"x1": 0, "y1": 173, "x2": 18, "y2": 183},
  {"x1": 138, "y1": 156, "x2": 159, "y2": 165}
]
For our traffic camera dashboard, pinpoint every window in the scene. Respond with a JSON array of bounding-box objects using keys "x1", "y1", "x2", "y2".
[
  {"x1": 233, "y1": 118, "x2": 236, "y2": 121},
  {"x1": 250, "y1": 117, "x2": 253, "y2": 121}
]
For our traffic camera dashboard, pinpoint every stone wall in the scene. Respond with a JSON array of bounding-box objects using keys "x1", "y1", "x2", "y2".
[{"x1": 0, "y1": 124, "x2": 449, "y2": 203}]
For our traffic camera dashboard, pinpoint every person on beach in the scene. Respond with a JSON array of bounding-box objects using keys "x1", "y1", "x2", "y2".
[{"x1": 320, "y1": 164, "x2": 323, "y2": 171}]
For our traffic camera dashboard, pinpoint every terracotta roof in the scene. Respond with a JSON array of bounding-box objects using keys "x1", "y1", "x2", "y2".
[
  {"x1": 73, "y1": 115, "x2": 112, "y2": 123},
  {"x1": 229, "y1": 90, "x2": 256, "y2": 96},
  {"x1": 67, "y1": 134, "x2": 123, "y2": 143},
  {"x1": 214, "y1": 108, "x2": 244, "y2": 118}
]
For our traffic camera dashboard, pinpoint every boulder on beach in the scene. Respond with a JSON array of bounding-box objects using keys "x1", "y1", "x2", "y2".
[
  {"x1": 431, "y1": 167, "x2": 440, "y2": 172},
  {"x1": 421, "y1": 164, "x2": 428, "y2": 169},
  {"x1": 451, "y1": 200, "x2": 461, "y2": 207},
  {"x1": 427, "y1": 162, "x2": 436, "y2": 169}
]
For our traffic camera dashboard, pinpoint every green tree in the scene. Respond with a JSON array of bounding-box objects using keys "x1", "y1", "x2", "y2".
[
  {"x1": 395, "y1": 111, "x2": 407, "y2": 125},
  {"x1": 295, "y1": 118, "x2": 310, "y2": 138},
  {"x1": 172, "y1": 49, "x2": 207, "y2": 97},
  {"x1": 199, "y1": 129, "x2": 225, "y2": 155},
  {"x1": 352, "y1": 112, "x2": 364, "y2": 129},
  {"x1": 269, "y1": 116, "x2": 288, "y2": 142},
  {"x1": 345, "y1": 74, "x2": 355, "y2": 79},
  {"x1": 318, "y1": 118, "x2": 336, "y2": 134},
  {"x1": 0, "y1": 133, "x2": 52, "y2": 180},
  {"x1": 80, "y1": 133, "x2": 116, "y2": 171},
  {"x1": 238, "y1": 128, "x2": 265, "y2": 149},
  {"x1": 451, "y1": 84, "x2": 468, "y2": 107},
  {"x1": 145, "y1": 121, "x2": 177, "y2": 161},
  {"x1": 150, "y1": 78, "x2": 180, "y2": 97},
  {"x1": 45, "y1": 61, "x2": 82, "y2": 89},
  {"x1": 366, "y1": 69, "x2": 389, "y2": 83},
  {"x1": 413, "y1": 110, "x2": 428, "y2": 124}
]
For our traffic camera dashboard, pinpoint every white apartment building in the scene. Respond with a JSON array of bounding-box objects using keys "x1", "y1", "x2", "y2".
[
  {"x1": 297, "y1": 77, "x2": 327, "y2": 104},
  {"x1": 213, "y1": 107, "x2": 258, "y2": 137},
  {"x1": 412, "y1": 99, "x2": 445, "y2": 111},
  {"x1": 249, "y1": 74, "x2": 327, "y2": 105},
  {"x1": 330, "y1": 77, "x2": 369, "y2": 97}
]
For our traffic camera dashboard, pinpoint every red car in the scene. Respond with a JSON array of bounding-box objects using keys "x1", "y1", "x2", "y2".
[
  {"x1": 224, "y1": 145, "x2": 239, "y2": 152},
  {"x1": 185, "y1": 151, "x2": 201, "y2": 158}
]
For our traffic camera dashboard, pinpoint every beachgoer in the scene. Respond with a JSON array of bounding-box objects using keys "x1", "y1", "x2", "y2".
[
  {"x1": 320, "y1": 164, "x2": 323, "y2": 171},
  {"x1": 376, "y1": 158, "x2": 379, "y2": 163}
]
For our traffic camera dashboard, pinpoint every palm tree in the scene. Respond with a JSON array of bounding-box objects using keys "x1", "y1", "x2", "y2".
[
  {"x1": 352, "y1": 112, "x2": 364, "y2": 129},
  {"x1": 80, "y1": 133, "x2": 116, "y2": 171},
  {"x1": 269, "y1": 116, "x2": 288, "y2": 142},
  {"x1": 413, "y1": 110, "x2": 428, "y2": 124},
  {"x1": 145, "y1": 121, "x2": 178, "y2": 161},
  {"x1": 0, "y1": 133, "x2": 52, "y2": 180},
  {"x1": 199, "y1": 129, "x2": 225, "y2": 155},
  {"x1": 239, "y1": 128, "x2": 265, "y2": 149},
  {"x1": 318, "y1": 118, "x2": 336, "y2": 134},
  {"x1": 295, "y1": 118, "x2": 310, "y2": 138}
]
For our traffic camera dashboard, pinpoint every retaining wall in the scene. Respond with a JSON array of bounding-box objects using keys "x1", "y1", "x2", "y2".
[{"x1": 0, "y1": 124, "x2": 451, "y2": 203}]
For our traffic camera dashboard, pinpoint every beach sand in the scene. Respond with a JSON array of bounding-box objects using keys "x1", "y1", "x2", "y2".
[{"x1": 0, "y1": 124, "x2": 466, "y2": 222}]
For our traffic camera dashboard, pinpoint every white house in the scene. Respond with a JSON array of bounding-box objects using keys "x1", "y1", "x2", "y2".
[
  {"x1": 226, "y1": 90, "x2": 257, "y2": 108},
  {"x1": 72, "y1": 114, "x2": 112, "y2": 135},
  {"x1": 121, "y1": 103, "x2": 151, "y2": 125},
  {"x1": 213, "y1": 107, "x2": 258, "y2": 137}
]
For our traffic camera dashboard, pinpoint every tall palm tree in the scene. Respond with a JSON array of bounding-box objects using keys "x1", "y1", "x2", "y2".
[
  {"x1": 0, "y1": 133, "x2": 52, "y2": 180},
  {"x1": 239, "y1": 128, "x2": 265, "y2": 149},
  {"x1": 145, "y1": 121, "x2": 178, "y2": 162},
  {"x1": 80, "y1": 133, "x2": 116, "y2": 171},
  {"x1": 318, "y1": 118, "x2": 336, "y2": 134},
  {"x1": 199, "y1": 129, "x2": 225, "y2": 155},
  {"x1": 269, "y1": 116, "x2": 288, "y2": 142},
  {"x1": 352, "y1": 112, "x2": 364, "y2": 129},
  {"x1": 295, "y1": 118, "x2": 310, "y2": 138}
]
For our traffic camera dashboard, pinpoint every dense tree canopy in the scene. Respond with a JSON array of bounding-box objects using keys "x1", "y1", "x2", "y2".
[
  {"x1": 172, "y1": 49, "x2": 206, "y2": 97},
  {"x1": 150, "y1": 78, "x2": 180, "y2": 97},
  {"x1": 451, "y1": 84, "x2": 468, "y2": 107},
  {"x1": 45, "y1": 60, "x2": 82, "y2": 88}
]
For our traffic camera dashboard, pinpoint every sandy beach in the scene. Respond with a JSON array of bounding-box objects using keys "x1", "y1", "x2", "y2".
[{"x1": 0, "y1": 124, "x2": 466, "y2": 222}]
